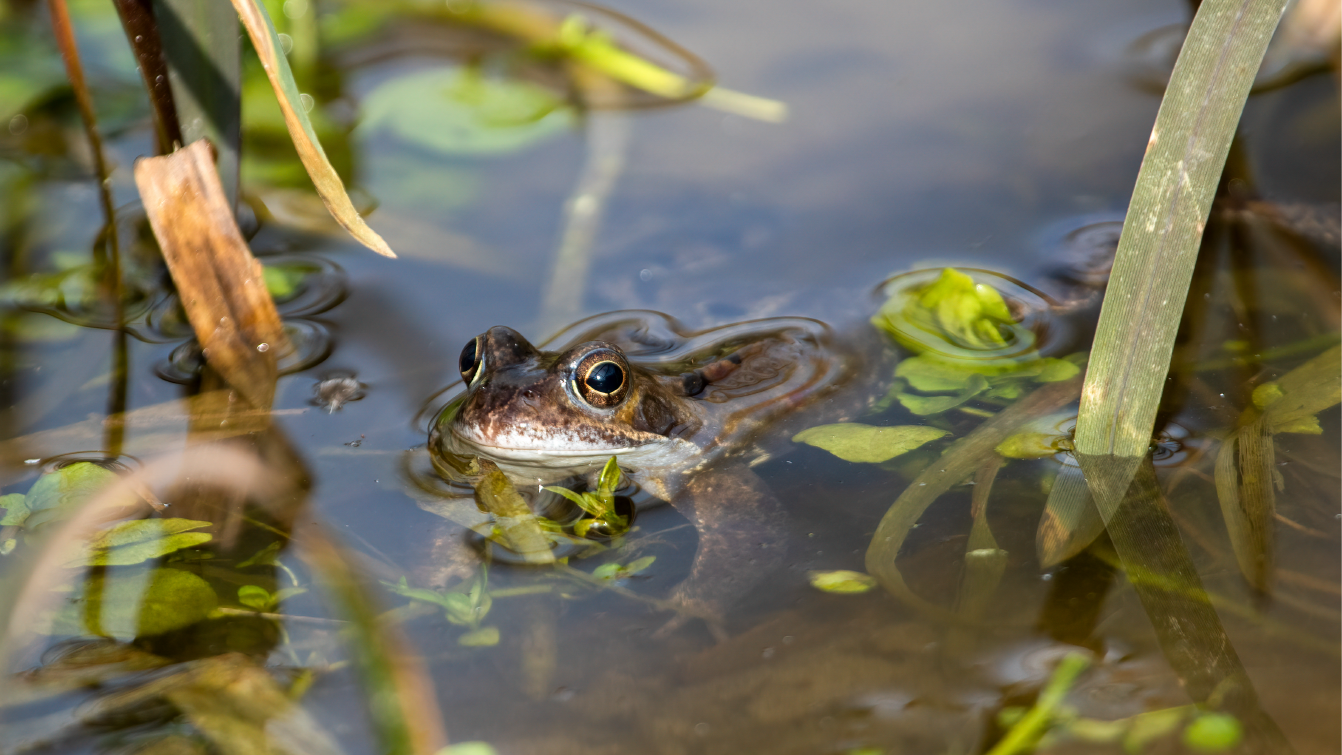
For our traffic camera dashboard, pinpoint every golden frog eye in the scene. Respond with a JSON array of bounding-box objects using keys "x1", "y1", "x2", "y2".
[
  {"x1": 572, "y1": 348, "x2": 629, "y2": 409},
  {"x1": 459, "y1": 335, "x2": 484, "y2": 386}
]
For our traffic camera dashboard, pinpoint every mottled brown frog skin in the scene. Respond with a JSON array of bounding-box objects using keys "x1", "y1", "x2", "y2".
[{"x1": 431, "y1": 313, "x2": 853, "y2": 632}]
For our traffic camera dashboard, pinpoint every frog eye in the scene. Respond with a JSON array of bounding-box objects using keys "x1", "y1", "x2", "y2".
[
  {"x1": 572, "y1": 348, "x2": 630, "y2": 409},
  {"x1": 459, "y1": 335, "x2": 484, "y2": 386}
]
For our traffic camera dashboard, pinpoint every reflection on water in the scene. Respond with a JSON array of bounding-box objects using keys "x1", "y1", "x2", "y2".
[{"x1": 0, "y1": 0, "x2": 1337, "y2": 752}]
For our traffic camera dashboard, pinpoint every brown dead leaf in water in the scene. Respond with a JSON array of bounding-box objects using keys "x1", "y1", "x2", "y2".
[
  {"x1": 135, "y1": 141, "x2": 287, "y2": 410},
  {"x1": 229, "y1": 0, "x2": 395, "y2": 258}
]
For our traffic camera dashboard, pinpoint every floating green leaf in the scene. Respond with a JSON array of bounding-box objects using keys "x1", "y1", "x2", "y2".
[
  {"x1": 20, "y1": 462, "x2": 122, "y2": 532},
  {"x1": 359, "y1": 67, "x2": 573, "y2": 156},
  {"x1": 808, "y1": 570, "x2": 877, "y2": 594},
  {"x1": 67, "y1": 518, "x2": 214, "y2": 567},
  {"x1": 793, "y1": 423, "x2": 948, "y2": 464}
]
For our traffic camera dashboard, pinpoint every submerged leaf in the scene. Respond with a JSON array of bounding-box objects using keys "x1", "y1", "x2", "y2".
[
  {"x1": 69, "y1": 518, "x2": 214, "y2": 567},
  {"x1": 996, "y1": 432, "x2": 1063, "y2": 459},
  {"x1": 793, "y1": 423, "x2": 949, "y2": 463},
  {"x1": 1037, "y1": 463, "x2": 1104, "y2": 568},
  {"x1": 0, "y1": 492, "x2": 29, "y2": 526},
  {"x1": 808, "y1": 570, "x2": 877, "y2": 594},
  {"x1": 359, "y1": 67, "x2": 573, "y2": 156},
  {"x1": 477, "y1": 460, "x2": 555, "y2": 564},
  {"x1": 898, "y1": 373, "x2": 990, "y2": 415},
  {"x1": 43, "y1": 567, "x2": 219, "y2": 640}
]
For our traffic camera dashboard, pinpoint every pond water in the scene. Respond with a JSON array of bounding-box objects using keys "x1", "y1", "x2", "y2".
[{"x1": 0, "y1": 0, "x2": 1337, "y2": 753}]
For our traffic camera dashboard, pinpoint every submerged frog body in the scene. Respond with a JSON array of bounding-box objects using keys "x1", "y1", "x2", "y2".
[{"x1": 430, "y1": 311, "x2": 857, "y2": 628}]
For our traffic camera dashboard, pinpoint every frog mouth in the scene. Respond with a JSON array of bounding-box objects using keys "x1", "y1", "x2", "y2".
[{"x1": 447, "y1": 424, "x2": 646, "y2": 458}]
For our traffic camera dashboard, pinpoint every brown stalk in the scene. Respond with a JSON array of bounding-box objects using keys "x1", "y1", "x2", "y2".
[
  {"x1": 46, "y1": 0, "x2": 130, "y2": 455},
  {"x1": 110, "y1": 0, "x2": 183, "y2": 154}
]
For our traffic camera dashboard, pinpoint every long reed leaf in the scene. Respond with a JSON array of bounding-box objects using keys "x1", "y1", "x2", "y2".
[
  {"x1": 1073, "y1": 0, "x2": 1290, "y2": 501},
  {"x1": 229, "y1": 0, "x2": 396, "y2": 257}
]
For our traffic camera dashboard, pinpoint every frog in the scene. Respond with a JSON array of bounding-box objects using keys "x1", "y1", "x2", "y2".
[{"x1": 428, "y1": 311, "x2": 859, "y2": 633}]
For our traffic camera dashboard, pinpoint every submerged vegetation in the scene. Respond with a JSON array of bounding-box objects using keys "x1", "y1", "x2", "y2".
[{"x1": 0, "y1": 0, "x2": 1337, "y2": 753}]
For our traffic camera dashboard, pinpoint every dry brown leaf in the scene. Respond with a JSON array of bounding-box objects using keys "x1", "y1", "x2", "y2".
[
  {"x1": 229, "y1": 0, "x2": 395, "y2": 258},
  {"x1": 134, "y1": 141, "x2": 285, "y2": 410}
]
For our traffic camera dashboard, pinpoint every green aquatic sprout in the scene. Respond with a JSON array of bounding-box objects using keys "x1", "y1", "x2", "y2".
[
  {"x1": 872, "y1": 268, "x2": 1082, "y2": 416},
  {"x1": 544, "y1": 456, "x2": 628, "y2": 538},
  {"x1": 237, "y1": 541, "x2": 303, "y2": 587},
  {"x1": 592, "y1": 555, "x2": 655, "y2": 581},
  {"x1": 384, "y1": 570, "x2": 500, "y2": 647},
  {"x1": 237, "y1": 584, "x2": 308, "y2": 613}
]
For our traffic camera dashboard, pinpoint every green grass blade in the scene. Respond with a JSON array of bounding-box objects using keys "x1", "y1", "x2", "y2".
[{"x1": 1074, "y1": 0, "x2": 1290, "y2": 479}]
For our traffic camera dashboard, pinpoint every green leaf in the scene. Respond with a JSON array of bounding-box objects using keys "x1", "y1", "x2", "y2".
[
  {"x1": 595, "y1": 456, "x2": 621, "y2": 503},
  {"x1": 238, "y1": 541, "x2": 282, "y2": 568},
  {"x1": 230, "y1": 0, "x2": 396, "y2": 257},
  {"x1": 625, "y1": 556, "x2": 656, "y2": 575},
  {"x1": 543, "y1": 485, "x2": 601, "y2": 517},
  {"x1": 238, "y1": 584, "x2": 274, "y2": 610},
  {"x1": 69, "y1": 518, "x2": 214, "y2": 568},
  {"x1": 358, "y1": 67, "x2": 573, "y2": 156},
  {"x1": 1035, "y1": 358, "x2": 1081, "y2": 383},
  {"x1": 808, "y1": 570, "x2": 877, "y2": 594},
  {"x1": 995, "y1": 432, "x2": 1062, "y2": 459},
  {"x1": 592, "y1": 562, "x2": 622, "y2": 580},
  {"x1": 458, "y1": 626, "x2": 500, "y2": 647},
  {"x1": 1124, "y1": 707, "x2": 1192, "y2": 752},
  {"x1": 793, "y1": 423, "x2": 949, "y2": 464},
  {"x1": 1182, "y1": 713, "x2": 1243, "y2": 752},
  {"x1": 262, "y1": 264, "x2": 305, "y2": 300},
  {"x1": 441, "y1": 592, "x2": 476, "y2": 626},
  {"x1": 1073, "y1": 0, "x2": 1292, "y2": 465},
  {"x1": 43, "y1": 567, "x2": 219, "y2": 640},
  {"x1": 898, "y1": 373, "x2": 990, "y2": 416},
  {"x1": 0, "y1": 493, "x2": 29, "y2": 526},
  {"x1": 895, "y1": 355, "x2": 978, "y2": 392},
  {"x1": 21, "y1": 462, "x2": 122, "y2": 531}
]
